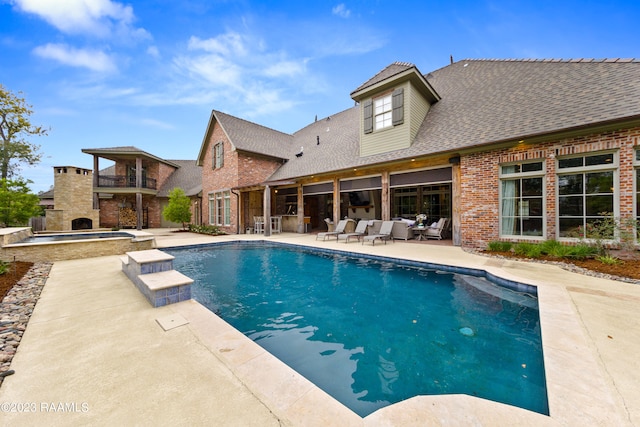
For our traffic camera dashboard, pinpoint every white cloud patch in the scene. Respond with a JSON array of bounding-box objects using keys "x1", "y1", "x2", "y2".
[
  {"x1": 146, "y1": 45, "x2": 160, "y2": 58},
  {"x1": 188, "y1": 33, "x2": 247, "y2": 56},
  {"x1": 138, "y1": 118, "x2": 174, "y2": 130},
  {"x1": 263, "y1": 59, "x2": 307, "y2": 78},
  {"x1": 172, "y1": 31, "x2": 312, "y2": 116},
  {"x1": 332, "y1": 4, "x2": 351, "y2": 18},
  {"x1": 33, "y1": 43, "x2": 117, "y2": 72},
  {"x1": 11, "y1": 0, "x2": 150, "y2": 40}
]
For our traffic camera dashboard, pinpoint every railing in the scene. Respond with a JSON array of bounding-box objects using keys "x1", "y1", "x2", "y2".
[{"x1": 97, "y1": 175, "x2": 157, "y2": 190}]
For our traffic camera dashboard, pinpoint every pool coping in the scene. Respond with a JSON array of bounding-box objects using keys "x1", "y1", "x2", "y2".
[{"x1": 162, "y1": 237, "x2": 631, "y2": 426}]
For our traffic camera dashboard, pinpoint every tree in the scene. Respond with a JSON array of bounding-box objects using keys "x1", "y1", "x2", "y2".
[
  {"x1": 162, "y1": 187, "x2": 192, "y2": 230},
  {"x1": 0, "y1": 178, "x2": 42, "y2": 226},
  {"x1": 0, "y1": 85, "x2": 48, "y2": 180}
]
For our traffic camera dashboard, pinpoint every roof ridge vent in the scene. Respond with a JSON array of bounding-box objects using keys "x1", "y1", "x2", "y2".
[{"x1": 392, "y1": 61, "x2": 415, "y2": 68}]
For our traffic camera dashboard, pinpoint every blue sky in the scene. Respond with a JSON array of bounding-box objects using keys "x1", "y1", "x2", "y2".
[{"x1": 1, "y1": 0, "x2": 639, "y2": 194}]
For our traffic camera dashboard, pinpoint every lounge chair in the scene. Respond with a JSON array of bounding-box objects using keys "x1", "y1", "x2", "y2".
[
  {"x1": 337, "y1": 220, "x2": 368, "y2": 243},
  {"x1": 362, "y1": 220, "x2": 394, "y2": 245},
  {"x1": 425, "y1": 218, "x2": 448, "y2": 240},
  {"x1": 316, "y1": 219, "x2": 348, "y2": 241}
]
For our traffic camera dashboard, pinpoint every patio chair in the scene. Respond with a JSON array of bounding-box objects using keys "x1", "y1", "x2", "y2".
[
  {"x1": 316, "y1": 219, "x2": 348, "y2": 241},
  {"x1": 362, "y1": 220, "x2": 394, "y2": 245},
  {"x1": 254, "y1": 216, "x2": 265, "y2": 234},
  {"x1": 337, "y1": 220, "x2": 369, "y2": 243},
  {"x1": 324, "y1": 218, "x2": 335, "y2": 232},
  {"x1": 425, "y1": 218, "x2": 448, "y2": 240}
]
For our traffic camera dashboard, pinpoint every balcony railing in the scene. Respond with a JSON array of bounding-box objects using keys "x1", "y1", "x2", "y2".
[{"x1": 97, "y1": 175, "x2": 157, "y2": 190}]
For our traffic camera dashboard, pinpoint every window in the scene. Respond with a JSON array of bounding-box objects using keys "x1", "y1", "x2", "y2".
[
  {"x1": 557, "y1": 152, "x2": 616, "y2": 239},
  {"x1": 363, "y1": 88, "x2": 404, "y2": 134},
  {"x1": 374, "y1": 93, "x2": 392, "y2": 130},
  {"x1": 500, "y1": 161, "x2": 544, "y2": 237},
  {"x1": 393, "y1": 187, "x2": 417, "y2": 217},
  {"x1": 209, "y1": 190, "x2": 231, "y2": 226},
  {"x1": 212, "y1": 142, "x2": 224, "y2": 169}
]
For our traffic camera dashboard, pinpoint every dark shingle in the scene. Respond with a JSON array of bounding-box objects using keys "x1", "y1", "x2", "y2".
[
  {"x1": 212, "y1": 110, "x2": 293, "y2": 159},
  {"x1": 156, "y1": 160, "x2": 202, "y2": 197}
]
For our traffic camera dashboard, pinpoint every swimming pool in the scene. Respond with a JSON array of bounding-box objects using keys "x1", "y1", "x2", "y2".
[{"x1": 168, "y1": 242, "x2": 548, "y2": 417}]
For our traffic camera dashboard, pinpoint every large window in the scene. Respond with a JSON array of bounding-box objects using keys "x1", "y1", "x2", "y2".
[
  {"x1": 393, "y1": 187, "x2": 417, "y2": 217},
  {"x1": 209, "y1": 190, "x2": 230, "y2": 226},
  {"x1": 374, "y1": 93, "x2": 392, "y2": 130},
  {"x1": 391, "y1": 184, "x2": 451, "y2": 221},
  {"x1": 500, "y1": 161, "x2": 544, "y2": 237},
  {"x1": 557, "y1": 152, "x2": 616, "y2": 238}
]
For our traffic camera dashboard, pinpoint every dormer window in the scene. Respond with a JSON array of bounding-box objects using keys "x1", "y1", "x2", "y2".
[
  {"x1": 374, "y1": 93, "x2": 393, "y2": 130},
  {"x1": 363, "y1": 88, "x2": 404, "y2": 134}
]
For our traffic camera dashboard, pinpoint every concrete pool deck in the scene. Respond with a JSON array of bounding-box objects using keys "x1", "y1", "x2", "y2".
[{"x1": 0, "y1": 229, "x2": 639, "y2": 426}]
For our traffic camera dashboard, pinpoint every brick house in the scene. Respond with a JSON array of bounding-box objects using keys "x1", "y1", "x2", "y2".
[
  {"x1": 199, "y1": 58, "x2": 640, "y2": 249},
  {"x1": 81, "y1": 146, "x2": 202, "y2": 229}
]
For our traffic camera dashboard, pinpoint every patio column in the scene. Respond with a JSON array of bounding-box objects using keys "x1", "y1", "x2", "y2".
[
  {"x1": 297, "y1": 184, "x2": 304, "y2": 233},
  {"x1": 136, "y1": 157, "x2": 142, "y2": 230},
  {"x1": 332, "y1": 177, "x2": 339, "y2": 223},
  {"x1": 263, "y1": 185, "x2": 271, "y2": 237},
  {"x1": 92, "y1": 155, "x2": 99, "y2": 210},
  {"x1": 452, "y1": 162, "x2": 461, "y2": 246},
  {"x1": 381, "y1": 171, "x2": 390, "y2": 221}
]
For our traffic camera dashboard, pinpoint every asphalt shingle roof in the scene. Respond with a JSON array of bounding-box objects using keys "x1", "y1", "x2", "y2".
[
  {"x1": 212, "y1": 110, "x2": 293, "y2": 159},
  {"x1": 193, "y1": 58, "x2": 640, "y2": 185},
  {"x1": 156, "y1": 160, "x2": 202, "y2": 197},
  {"x1": 267, "y1": 58, "x2": 640, "y2": 181}
]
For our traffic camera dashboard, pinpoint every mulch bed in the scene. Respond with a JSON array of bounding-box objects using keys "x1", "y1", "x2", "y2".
[{"x1": 0, "y1": 261, "x2": 34, "y2": 301}]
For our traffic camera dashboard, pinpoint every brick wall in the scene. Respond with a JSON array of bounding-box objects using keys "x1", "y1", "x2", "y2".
[
  {"x1": 461, "y1": 127, "x2": 640, "y2": 249},
  {"x1": 201, "y1": 121, "x2": 283, "y2": 234}
]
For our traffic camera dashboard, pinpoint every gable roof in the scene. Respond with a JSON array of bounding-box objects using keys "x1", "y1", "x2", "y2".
[
  {"x1": 196, "y1": 110, "x2": 293, "y2": 165},
  {"x1": 350, "y1": 61, "x2": 440, "y2": 104},
  {"x1": 156, "y1": 160, "x2": 202, "y2": 197}
]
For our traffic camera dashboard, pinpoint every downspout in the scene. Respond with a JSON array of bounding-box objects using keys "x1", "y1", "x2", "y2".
[{"x1": 231, "y1": 188, "x2": 240, "y2": 234}]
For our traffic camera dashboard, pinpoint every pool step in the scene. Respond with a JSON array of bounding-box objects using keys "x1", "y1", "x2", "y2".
[{"x1": 122, "y1": 249, "x2": 192, "y2": 307}]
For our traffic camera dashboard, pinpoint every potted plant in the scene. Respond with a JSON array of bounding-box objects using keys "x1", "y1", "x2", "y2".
[{"x1": 416, "y1": 214, "x2": 427, "y2": 228}]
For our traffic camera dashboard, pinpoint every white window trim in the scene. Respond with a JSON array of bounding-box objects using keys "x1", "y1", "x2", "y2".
[
  {"x1": 499, "y1": 160, "x2": 546, "y2": 239},
  {"x1": 373, "y1": 93, "x2": 392, "y2": 131},
  {"x1": 555, "y1": 151, "x2": 619, "y2": 242},
  {"x1": 209, "y1": 190, "x2": 231, "y2": 226}
]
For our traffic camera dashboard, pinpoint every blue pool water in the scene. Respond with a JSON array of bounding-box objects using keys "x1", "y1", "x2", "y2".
[
  {"x1": 168, "y1": 242, "x2": 548, "y2": 417},
  {"x1": 19, "y1": 232, "x2": 134, "y2": 243}
]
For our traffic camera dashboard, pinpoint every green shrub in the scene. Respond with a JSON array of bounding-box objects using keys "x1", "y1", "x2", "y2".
[
  {"x1": 595, "y1": 255, "x2": 622, "y2": 265},
  {"x1": 514, "y1": 242, "x2": 543, "y2": 258},
  {"x1": 487, "y1": 241, "x2": 513, "y2": 252},
  {"x1": 566, "y1": 243, "x2": 598, "y2": 260},
  {"x1": 540, "y1": 240, "x2": 573, "y2": 258},
  {"x1": 188, "y1": 224, "x2": 224, "y2": 235},
  {"x1": 0, "y1": 261, "x2": 8, "y2": 275}
]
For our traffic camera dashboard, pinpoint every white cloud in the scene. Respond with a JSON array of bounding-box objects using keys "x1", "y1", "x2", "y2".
[
  {"x1": 188, "y1": 33, "x2": 248, "y2": 57},
  {"x1": 146, "y1": 45, "x2": 160, "y2": 58},
  {"x1": 332, "y1": 4, "x2": 351, "y2": 18},
  {"x1": 33, "y1": 43, "x2": 117, "y2": 72},
  {"x1": 138, "y1": 118, "x2": 174, "y2": 130},
  {"x1": 173, "y1": 54, "x2": 242, "y2": 88},
  {"x1": 10, "y1": 0, "x2": 150, "y2": 40},
  {"x1": 263, "y1": 59, "x2": 307, "y2": 78}
]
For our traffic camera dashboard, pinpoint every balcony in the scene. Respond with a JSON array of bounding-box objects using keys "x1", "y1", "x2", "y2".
[{"x1": 97, "y1": 175, "x2": 157, "y2": 190}]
